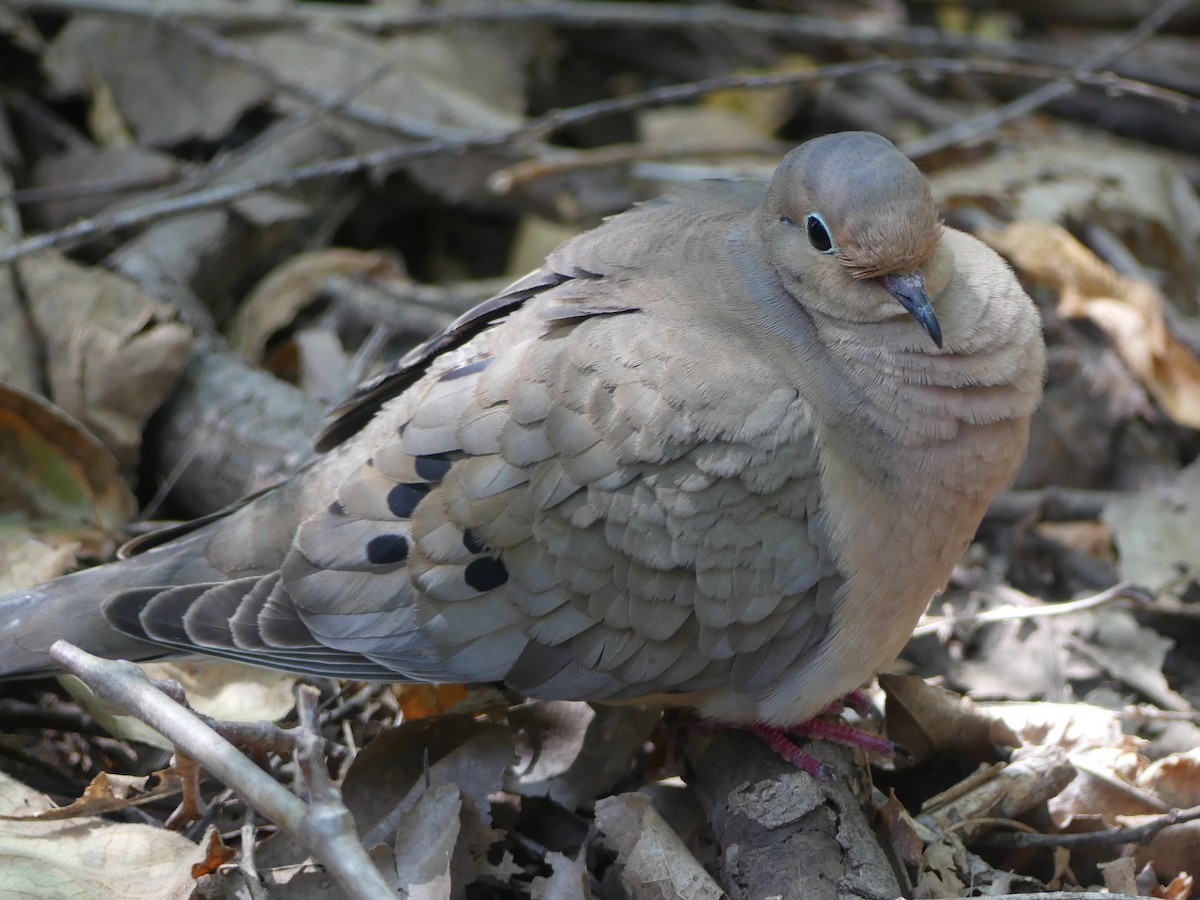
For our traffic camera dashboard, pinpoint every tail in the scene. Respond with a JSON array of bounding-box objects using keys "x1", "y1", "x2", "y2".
[
  {"x1": 0, "y1": 561, "x2": 175, "y2": 677},
  {"x1": 0, "y1": 480, "x2": 306, "y2": 679}
]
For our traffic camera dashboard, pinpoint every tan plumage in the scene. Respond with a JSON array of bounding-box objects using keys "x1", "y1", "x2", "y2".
[{"x1": 0, "y1": 132, "x2": 1045, "y2": 727}]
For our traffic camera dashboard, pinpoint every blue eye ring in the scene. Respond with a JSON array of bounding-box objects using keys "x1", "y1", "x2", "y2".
[{"x1": 804, "y1": 213, "x2": 836, "y2": 253}]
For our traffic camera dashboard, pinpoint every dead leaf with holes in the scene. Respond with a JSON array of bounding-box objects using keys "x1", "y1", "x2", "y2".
[{"x1": 0, "y1": 769, "x2": 183, "y2": 822}]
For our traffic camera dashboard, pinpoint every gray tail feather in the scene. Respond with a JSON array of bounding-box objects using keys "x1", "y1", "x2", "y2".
[
  {"x1": 0, "y1": 531, "x2": 226, "y2": 679},
  {"x1": 0, "y1": 569, "x2": 166, "y2": 678}
]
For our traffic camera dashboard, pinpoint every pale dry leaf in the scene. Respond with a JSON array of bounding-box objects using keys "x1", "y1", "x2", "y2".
[
  {"x1": 1104, "y1": 457, "x2": 1200, "y2": 591},
  {"x1": 43, "y1": 16, "x2": 270, "y2": 145},
  {"x1": 1073, "y1": 609, "x2": 1190, "y2": 712},
  {"x1": 984, "y1": 221, "x2": 1200, "y2": 428},
  {"x1": 1099, "y1": 856, "x2": 1140, "y2": 895},
  {"x1": 530, "y1": 850, "x2": 593, "y2": 900},
  {"x1": 392, "y1": 780, "x2": 463, "y2": 899},
  {"x1": 1049, "y1": 737, "x2": 1161, "y2": 829},
  {"x1": 0, "y1": 770, "x2": 203, "y2": 900},
  {"x1": 594, "y1": 793, "x2": 725, "y2": 900},
  {"x1": 293, "y1": 328, "x2": 351, "y2": 403},
  {"x1": 973, "y1": 701, "x2": 1123, "y2": 753},
  {"x1": 638, "y1": 106, "x2": 775, "y2": 155},
  {"x1": 139, "y1": 660, "x2": 298, "y2": 724},
  {"x1": 0, "y1": 534, "x2": 81, "y2": 594},
  {"x1": 57, "y1": 674, "x2": 174, "y2": 751},
  {"x1": 245, "y1": 16, "x2": 537, "y2": 201},
  {"x1": 18, "y1": 251, "x2": 193, "y2": 482},
  {"x1": 703, "y1": 54, "x2": 818, "y2": 138},
  {"x1": 1034, "y1": 521, "x2": 1114, "y2": 562},
  {"x1": 952, "y1": 615, "x2": 1075, "y2": 702},
  {"x1": 87, "y1": 74, "x2": 134, "y2": 149}
]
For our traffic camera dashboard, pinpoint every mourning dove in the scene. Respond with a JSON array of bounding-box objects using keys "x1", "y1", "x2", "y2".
[{"x1": 0, "y1": 132, "x2": 1045, "y2": 732}]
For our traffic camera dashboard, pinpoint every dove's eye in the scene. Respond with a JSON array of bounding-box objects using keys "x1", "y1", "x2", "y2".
[{"x1": 805, "y1": 213, "x2": 836, "y2": 253}]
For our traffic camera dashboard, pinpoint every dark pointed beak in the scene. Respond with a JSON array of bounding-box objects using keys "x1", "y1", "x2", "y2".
[{"x1": 877, "y1": 271, "x2": 942, "y2": 348}]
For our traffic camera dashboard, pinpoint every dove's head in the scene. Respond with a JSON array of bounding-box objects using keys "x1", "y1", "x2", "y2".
[{"x1": 755, "y1": 131, "x2": 946, "y2": 347}]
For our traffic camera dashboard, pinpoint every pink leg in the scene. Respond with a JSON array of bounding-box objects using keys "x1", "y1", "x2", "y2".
[
  {"x1": 790, "y1": 718, "x2": 895, "y2": 757},
  {"x1": 751, "y1": 690, "x2": 894, "y2": 777},
  {"x1": 750, "y1": 724, "x2": 831, "y2": 779}
]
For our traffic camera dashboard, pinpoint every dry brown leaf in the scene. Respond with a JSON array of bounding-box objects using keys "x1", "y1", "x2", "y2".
[
  {"x1": 191, "y1": 829, "x2": 237, "y2": 879},
  {"x1": 392, "y1": 683, "x2": 471, "y2": 721},
  {"x1": 392, "y1": 781, "x2": 463, "y2": 896},
  {"x1": 878, "y1": 790, "x2": 925, "y2": 868},
  {"x1": 341, "y1": 715, "x2": 512, "y2": 848},
  {"x1": 974, "y1": 701, "x2": 1123, "y2": 753},
  {"x1": 505, "y1": 702, "x2": 661, "y2": 812},
  {"x1": 881, "y1": 673, "x2": 1020, "y2": 765},
  {"x1": 0, "y1": 382, "x2": 134, "y2": 530},
  {"x1": 0, "y1": 383, "x2": 136, "y2": 591},
  {"x1": 985, "y1": 221, "x2": 1200, "y2": 428},
  {"x1": 18, "y1": 251, "x2": 193, "y2": 482},
  {"x1": 228, "y1": 248, "x2": 405, "y2": 364},
  {"x1": 0, "y1": 769, "x2": 182, "y2": 822},
  {"x1": 1138, "y1": 748, "x2": 1200, "y2": 808},
  {"x1": 1034, "y1": 521, "x2": 1115, "y2": 562},
  {"x1": 931, "y1": 138, "x2": 1200, "y2": 298},
  {"x1": 1050, "y1": 738, "x2": 1161, "y2": 830},
  {"x1": 1156, "y1": 872, "x2": 1195, "y2": 900}
]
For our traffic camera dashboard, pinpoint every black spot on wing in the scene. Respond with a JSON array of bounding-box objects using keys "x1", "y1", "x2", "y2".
[
  {"x1": 414, "y1": 453, "x2": 452, "y2": 483},
  {"x1": 464, "y1": 556, "x2": 508, "y2": 591},
  {"x1": 462, "y1": 529, "x2": 487, "y2": 555},
  {"x1": 388, "y1": 483, "x2": 431, "y2": 518},
  {"x1": 366, "y1": 533, "x2": 410, "y2": 565}
]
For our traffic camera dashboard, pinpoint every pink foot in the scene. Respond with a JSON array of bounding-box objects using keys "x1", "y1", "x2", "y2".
[
  {"x1": 751, "y1": 723, "x2": 831, "y2": 778},
  {"x1": 791, "y1": 717, "x2": 894, "y2": 757},
  {"x1": 752, "y1": 689, "x2": 894, "y2": 777}
]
